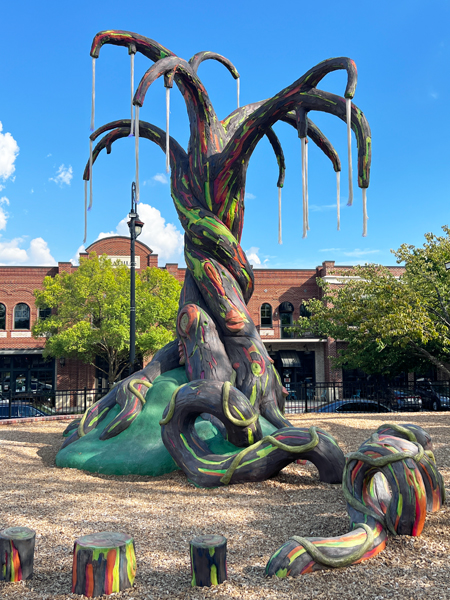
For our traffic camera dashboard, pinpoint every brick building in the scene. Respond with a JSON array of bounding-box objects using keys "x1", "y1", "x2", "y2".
[{"x1": 0, "y1": 236, "x2": 406, "y2": 398}]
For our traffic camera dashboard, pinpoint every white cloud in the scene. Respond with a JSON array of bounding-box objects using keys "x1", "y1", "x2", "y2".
[
  {"x1": 0, "y1": 208, "x2": 8, "y2": 231},
  {"x1": 0, "y1": 122, "x2": 19, "y2": 181},
  {"x1": 0, "y1": 197, "x2": 10, "y2": 230},
  {"x1": 245, "y1": 192, "x2": 256, "y2": 200},
  {"x1": 245, "y1": 246, "x2": 264, "y2": 268},
  {"x1": 49, "y1": 164, "x2": 73, "y2": 186},
  {"x1": 0, "y1": 192, "x2": 57, "y2": 265},
  {"x1": 97, "y1": 202, "x2": 184, "y2": 263},
  {"x1": 320, "y1": 247, "x2": 342, "y2": 253},
  {"x1": 70, "y1": 244, "x2": 86, "y2": 266},
  {"x1": 46, "y1": 153, "x2": 52, "y2": 158},
  {"x1": 429, "y1": 91, "x2": 439, "y2": 100},
  {"x1": 153, "y1": 173, "x2": 168, "y2": 185},
  {"x1": 0, "y1": 237, "x2": 57, "y2": 266},
  {"x1": 28, "y1": 238, "x2": 57, "y2": 264},
  {"x1": 247, "y1": 253, "x2": 261, "y2": 266},
  {"x1": 30, "y1": 189, "x2": 34, "y2": 194}
]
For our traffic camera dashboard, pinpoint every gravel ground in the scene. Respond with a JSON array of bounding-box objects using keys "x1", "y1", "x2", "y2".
[{"x1": 1, "y1": 413, "x2": 450, "y2": 600}]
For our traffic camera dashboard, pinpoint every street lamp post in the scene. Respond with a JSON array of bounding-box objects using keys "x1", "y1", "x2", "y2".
[{"x1": 127, "y1": 182, "x2": 144, "y2": 373}]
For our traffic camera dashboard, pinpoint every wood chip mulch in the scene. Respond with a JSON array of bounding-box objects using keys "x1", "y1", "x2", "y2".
[{"x1": 1, "y1": 412, "x2": 450, "y2": 600}]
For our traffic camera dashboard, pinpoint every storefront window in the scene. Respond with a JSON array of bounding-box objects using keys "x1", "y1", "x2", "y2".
[{"x1": 0, "y1": 354, "x2": 55, "y2": 396}]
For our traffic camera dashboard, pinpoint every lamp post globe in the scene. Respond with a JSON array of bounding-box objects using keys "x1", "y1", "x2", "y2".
[{"x1": 128, "y1": 182, "x2": 144, "y2": 373}]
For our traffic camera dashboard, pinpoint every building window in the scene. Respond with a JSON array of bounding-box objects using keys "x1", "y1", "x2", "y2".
[
  {"x1": 300, "y1": 303, "x2": 311, "y2": 318},
  {"x1": 261, "y1": 303, "x2": 272, "y2": 327},
  {"x1": 279, "y1": 302, "x2": 294, "y2": 339},
  {"x1": 39, "y1": 307, "x2": 52, "y2": 320},
  {"x1": 0, "y1": 303, "x2": 5, "y2": 329},
  {"x1": 14, "y1": 303, "x2": 30, "y2": 330}
]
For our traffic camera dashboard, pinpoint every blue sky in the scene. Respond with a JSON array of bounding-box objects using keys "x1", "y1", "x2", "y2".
[{"x1": 0, "y1": 0, "x2": 449, "y2": 269}]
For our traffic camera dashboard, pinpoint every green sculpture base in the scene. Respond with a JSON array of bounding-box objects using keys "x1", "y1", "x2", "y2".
[{"x1": 56, "y1": 368, "x2": 277, "y2": 477}]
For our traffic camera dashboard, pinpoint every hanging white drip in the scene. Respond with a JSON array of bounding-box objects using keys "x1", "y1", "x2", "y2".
[
  {"x1": 166, "y1": 87, "x2": 170, "y2": 173},
  {"x1": 346, "y1": 97, "x2": 353, "y2": 206},
  {"x1": 237, "y1": 77, "x2": 240, "y2": 109},
  {"x1": 91, "y1": 58, "x2": 96, "y2": 132},
  {"x1": 336, "y1": 171, "x2": 341, "y2": 231},
  {"x1": 362, "y1": 188, "x2": 368, "y2": 237},
  {"x1": 135, "y1": 106, "x2": 140, "y2": 202},
  {"x1": 84, "y1": 180, "x2": 88, "y2": 244},
  {"x1": 301, "y1": 137, "x2": 307, "y2": 238},
  {"x1": 278, "y1": 186, "x2": 282, "y2": 244},
  {"x1": 305, "y1": 138, "x2": 309, "y2": 231},
  {"x1": 130, "y1": 53, "x2": 135, "y2": 135},
  {"x1": 88, "y1": 138, "x2": 93, "y2": 210}
]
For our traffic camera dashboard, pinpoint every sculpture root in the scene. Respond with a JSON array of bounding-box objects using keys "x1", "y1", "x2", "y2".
[{"x1": 266, "y1": 423, "x2": 445, "y2": 577}]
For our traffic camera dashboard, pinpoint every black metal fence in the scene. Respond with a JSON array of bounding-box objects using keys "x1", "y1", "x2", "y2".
[
  {"x1": 0, "y1": 388, "x2": 109, "y2": 420},
  {"x1": 284, "y1": 381, "x2": 450, "y2": 413},
  {"x1": 1, "y1": 381, "x2": 450, "y2": 420}
]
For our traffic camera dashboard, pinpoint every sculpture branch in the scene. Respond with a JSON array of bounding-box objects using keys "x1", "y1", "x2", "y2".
[
  {"x1": 82, "y1": 119, "x2": 187, "y2": 181},
  {"x1": 134, "y1": 57, "x2": 226, "y2": 168},
  {"x1": 189, "y1": 51, "x2": 240, "y2": 80},
  {"x1": 265, "y1": 128, "x2": 286, "y2": 188},
  {"x1": 213, "y1": 84, "x2": 370, "y2": 208},
  {"x1": 91, "y1": 30, "x2": 175, "y2": 63},
  {"x1": 281, "y1": 114, "x2": 341, "y2": 173}
]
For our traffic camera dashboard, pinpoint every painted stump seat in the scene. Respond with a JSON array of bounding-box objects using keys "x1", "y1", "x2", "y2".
[
  {"x1": 190, "y1": 535, "x2": 227, "y2": 587},
  {"x1": 72, "y1": 531, "x2": 136, "y2": 597},
  {"x1": 0, "y1": 527, "x2": 36, "y2": 582}
]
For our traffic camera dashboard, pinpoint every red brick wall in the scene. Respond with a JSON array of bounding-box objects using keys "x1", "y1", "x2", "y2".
[
  {"x1": 57, "y1": 358, "x2": 95, "y2": 391},
  {"x1": 247, "y1": 269, "x2": 319, "y2": 337},
  {"x1": 163, "y1": 264, "x2": 186, "y2": 284},
  {"x1": 0, "y1": 266, "x2": 58, "y2": 350},
  {"x1": 82, "y1": 237, "x2": 155, "y2": 269},
  {"x1": 0, "y1": 244, "x2": 409, "y2": 390}
]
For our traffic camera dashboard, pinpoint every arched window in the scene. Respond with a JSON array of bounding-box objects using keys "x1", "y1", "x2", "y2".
[
  {"x1": 279, "y1": 302, "x2": 294, "y2": 339},
  {"x1": 0, "y1": 304, "x2": 5, "y2": 330},
  {"x1": 14, "y1": 303, "x2": 30, "y2": 330},
  {"x1": 300, "y1": 303, "x2": 311, "y2": 318},
  {"x1": 260, "y1": 303, "x2": 272, "y2": 327}
]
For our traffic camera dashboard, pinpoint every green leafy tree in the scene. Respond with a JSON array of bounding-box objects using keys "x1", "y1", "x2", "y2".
[
  {"x1": 32, "y1": 253, "x2": 182, "y2": 386},
  {"x1": 292, "y1": 227, "x2": 450, "y2": 378}
]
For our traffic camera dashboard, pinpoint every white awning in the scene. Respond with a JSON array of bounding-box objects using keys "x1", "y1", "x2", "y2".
[{"x1": 279, "y1": 350, "x2": 302, "y2": 368}]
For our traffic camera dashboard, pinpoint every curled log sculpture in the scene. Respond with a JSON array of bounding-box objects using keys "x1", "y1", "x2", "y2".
[
  {"x1": 266, "y1": 424, "x2": 445, "y2": 577},
  {"x1": 57, "y1": 30, "x2": 373, "y2": 485}
]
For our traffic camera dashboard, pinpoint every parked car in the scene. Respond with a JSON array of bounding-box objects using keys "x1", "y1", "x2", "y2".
[
  {"x1": 414, "y1": 379, "x2": 450, "y2": 411},
  {"x1": 0, "y1": 402, "x2": 47, "y2": 419},
  {"x1": 317, "y1": 400, "x2": 392, "y2": 413},
  {"x1": 384, "y1": 388, "x2": 422, "y2": 411}
]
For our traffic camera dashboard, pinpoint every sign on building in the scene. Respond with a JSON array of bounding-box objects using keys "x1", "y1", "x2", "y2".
[{"x1": 107, "y1": 256, "x2": 141, "y2": 268}]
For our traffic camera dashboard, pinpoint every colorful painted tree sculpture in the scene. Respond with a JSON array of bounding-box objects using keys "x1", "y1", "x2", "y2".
[{"x1": 57, "y1": 30, "x2": 371, "y2": 487}]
